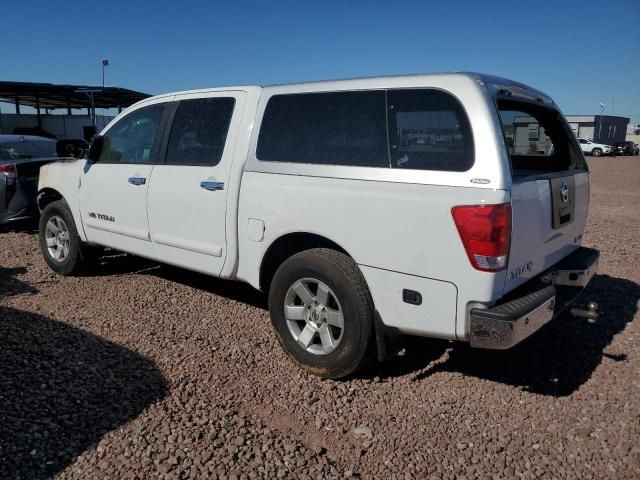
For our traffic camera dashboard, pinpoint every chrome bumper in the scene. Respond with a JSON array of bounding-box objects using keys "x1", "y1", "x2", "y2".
[
  {"x1": 541, "y1": 253, "x2": 598, "y2": 288},
  {"x1": 470, "y1": 247, "x2": 599, "y2": 350}
]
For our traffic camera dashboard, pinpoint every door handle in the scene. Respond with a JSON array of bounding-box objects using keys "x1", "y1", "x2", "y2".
[
  {"x1": 200, "y1": 181, "x2": 224, "y2": 191},
  {"x1": 128, "y1": 177, "x2": 146, "y2": 186}
]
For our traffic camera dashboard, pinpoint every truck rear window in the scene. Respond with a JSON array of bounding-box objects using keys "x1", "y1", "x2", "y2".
[{"x1": 496, "y1": 99, "x2": 585, "y2": 177}]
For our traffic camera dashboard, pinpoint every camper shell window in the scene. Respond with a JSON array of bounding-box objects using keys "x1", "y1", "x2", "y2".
[{"x1": 496, "y1": 99, "x2": 585, "y2": 178}]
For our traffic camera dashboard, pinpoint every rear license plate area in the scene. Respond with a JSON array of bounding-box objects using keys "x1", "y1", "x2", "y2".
[{"x1": 549, "y1": 176, "x2": 576, "y2": 229}]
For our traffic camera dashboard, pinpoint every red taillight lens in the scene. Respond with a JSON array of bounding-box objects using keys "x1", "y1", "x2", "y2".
[
  {"x1": 451, "y1": 203, "x2": 512, "y2": 272},
  {"x1": 0, "y1": 163, "x2": 17, "y2": 180}
]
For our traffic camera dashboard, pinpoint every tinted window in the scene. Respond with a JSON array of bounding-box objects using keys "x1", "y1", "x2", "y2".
[
  {"x1": 165, "y1": 97, "x2": 235, "y2": 166},
  {"x1": 257, "y1": 91, "x2": 388, "y2": 167},
  {"x1": 387, "y1": 89, "x2": 474, "y2": 171},
  {"x1": 99, "y1": 103, "x2": 166, "y2": 164},
  {"x1": 497, "y1": 100, "x2": 584, "y2": 177}
]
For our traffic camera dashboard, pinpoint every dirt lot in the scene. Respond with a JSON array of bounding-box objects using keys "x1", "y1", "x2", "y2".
[{"x1": 1, "y1": 156, "x2": 639, "y2": 479}]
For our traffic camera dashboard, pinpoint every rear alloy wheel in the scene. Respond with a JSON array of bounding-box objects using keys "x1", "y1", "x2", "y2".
[
  {"x1": 592, "y1": 148, "x2": 602, "y2": 157},
  {"x1": 269, "y1": 248, "x2": 375, "y2": 379},
  {"x1": 284, "y1": 278, "x2": 345, "y2": 355}
]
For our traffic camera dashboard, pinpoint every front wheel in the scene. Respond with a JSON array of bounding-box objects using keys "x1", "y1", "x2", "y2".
[
  {"x1": 39, "y1": 200, "x2": 92, "y2": 275},
  {"x1": 268, "y1": 248, "x2": 375, "y2": 379},
  {"x1": 592, "y1": 148, "x2": 602, "y2": 157}
]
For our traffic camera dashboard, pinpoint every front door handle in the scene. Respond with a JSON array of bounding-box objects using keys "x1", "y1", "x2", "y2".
[
  {"x1": 200, "y1": 181, "x2": 224, "y2": 191},
  {"x1": 128, "y1": 177, "x2": 146, "y2": 186}
]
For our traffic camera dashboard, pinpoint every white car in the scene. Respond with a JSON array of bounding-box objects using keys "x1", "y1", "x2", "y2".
[
  {"x1": 36, "y1": 73, "x2": 599, "y2": 378},
  {"x1": 577, "y1": 138, "x2": 611, "y2": 156}
]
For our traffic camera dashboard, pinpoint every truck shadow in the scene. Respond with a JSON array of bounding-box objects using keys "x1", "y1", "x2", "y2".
[
  {"x1": 79, "y1": 254, "x2": 637, "y2": 397},
  {"x1": 87, "y1": 251, "x2": 164, "y2": 277},
  {"x1": 0, "y1": 302, "x2": 168, "y2": 478},
  {"x1": 375, "y1": 274, "x2": 639, "y2": 396},
  {"x1": 151, "y1": 264, "x2": 268, "y2": 311},
  {"x1": 78, "y1": 254, "x2": 266, "y2": 315}
]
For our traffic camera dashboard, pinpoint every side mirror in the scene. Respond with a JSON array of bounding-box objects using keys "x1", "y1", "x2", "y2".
[{"x1": 87, "y1": 135, "x2": 104, "y2": 162}]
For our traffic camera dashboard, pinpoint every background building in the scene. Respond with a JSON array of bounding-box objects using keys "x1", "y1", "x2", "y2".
[{"x1": 565, "y1": 115, "x2": 629, "y2": 143}]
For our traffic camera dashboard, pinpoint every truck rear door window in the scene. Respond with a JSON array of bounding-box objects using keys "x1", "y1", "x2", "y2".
[
  {"x1": 257, "y1": 91, "x2": 388, "y2": 167},
  {"x1": 164, "y1": 97, "x2": 235, "y2": 166},
  {"x1": 497, "y1": 99, "x2": 585, "y2": 177},
  {"x1": 387, "y1": 89, "x2": 474, "y2": 171}
]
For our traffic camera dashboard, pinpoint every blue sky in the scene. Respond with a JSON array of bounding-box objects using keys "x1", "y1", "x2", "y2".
[{"x1": 2, "y1": 0, "x2": 639, "y2": 122}]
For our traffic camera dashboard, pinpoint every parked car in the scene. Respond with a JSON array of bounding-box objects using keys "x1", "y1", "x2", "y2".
[
  {"x1": 0, "y1": 135, "x2": 59, "y2": 225},
  {"x1": 610, "y1": 140, "x2": 639, "y2": 156},
  {"x1": 36, "y1": 73, "x2": 598, "y2": 378},
  {"x1": 577, "y1": 138, "x2": 611, "y2": 156}
]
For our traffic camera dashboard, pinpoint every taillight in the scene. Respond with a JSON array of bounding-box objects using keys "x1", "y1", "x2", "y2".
[
  {"x1": 1, "y1": 163, "x2": 17, "y2": 204},
  {"x1": 0, "y1": 163, "x2": 17, "y2": 181},
  {"x1": 451, "y1": 203, "x2": 512, "y2": 272}
]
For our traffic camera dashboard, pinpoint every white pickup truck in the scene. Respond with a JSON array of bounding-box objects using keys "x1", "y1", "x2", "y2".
[{"x1": 37, "y1": 73, "x2": 599, "y2": 378}]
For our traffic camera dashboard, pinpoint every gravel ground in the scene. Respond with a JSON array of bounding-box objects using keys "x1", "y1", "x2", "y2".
[{"x1": 1, "y1": 156, "x2": 639, "y2": 479}]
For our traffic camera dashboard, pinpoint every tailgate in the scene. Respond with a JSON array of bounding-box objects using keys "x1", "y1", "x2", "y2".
[
  {"x1": 506, "y1": 171, "x2": 589, "y2": 292},
  {"x1": 495, "y1": 96, "x2": 589, "y2": 294}
]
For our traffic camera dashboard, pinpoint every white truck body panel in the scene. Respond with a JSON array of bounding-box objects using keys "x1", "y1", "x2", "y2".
[{"x1": 236, "y1": 173, "x2": 509, "y2": 340}]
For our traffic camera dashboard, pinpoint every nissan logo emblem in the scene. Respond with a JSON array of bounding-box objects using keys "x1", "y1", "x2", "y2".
[{"x1": 560, "y1": 182, "x2": 570, "y2": 203}]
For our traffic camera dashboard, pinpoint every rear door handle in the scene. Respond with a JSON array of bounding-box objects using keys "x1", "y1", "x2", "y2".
[
  {"x1": 128, "y1": 177, "x2": 146, "y2": 186},
  {"x1": 200, "y1": 181, "x2": 224, "y2": 191}
]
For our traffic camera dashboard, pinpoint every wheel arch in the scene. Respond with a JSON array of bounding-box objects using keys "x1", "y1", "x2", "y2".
[
  {"x1": 37, "y1": 187, "x2": 88, "y2": 242},
  {"x1": 37, "y1": 187, "x2": 64, "y2": 212},
  {"x1": 259, "y1": 232, "x2": 353, "y2": 293}
]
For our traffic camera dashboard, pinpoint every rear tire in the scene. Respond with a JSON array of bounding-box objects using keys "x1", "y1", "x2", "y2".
[
  {"x1": 38, "y1": 200, "x2": 93, "y2": 275},
  {"x1": 592, "y1": 148, "x2": 602, "y2": 157},
  {"x1": 268, "y1": 248, "x2": 375, "y2": 379}
]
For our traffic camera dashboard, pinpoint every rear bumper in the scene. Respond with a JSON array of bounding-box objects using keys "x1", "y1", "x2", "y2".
[{"x1": 469, "y1": 247, "x2": 599, "y2": 349}]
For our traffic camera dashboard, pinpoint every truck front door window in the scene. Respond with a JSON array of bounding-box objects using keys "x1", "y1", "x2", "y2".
[{"x1": 99, "y1": 104, "x2": 165, "y2": 164}]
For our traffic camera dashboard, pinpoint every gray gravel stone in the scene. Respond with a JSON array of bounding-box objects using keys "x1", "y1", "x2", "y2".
[{"x1": 353, "y1": 426, "x2": 373, "y2": 440}]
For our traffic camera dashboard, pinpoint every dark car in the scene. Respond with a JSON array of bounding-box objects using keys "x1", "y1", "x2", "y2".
[
  {"x1": 611, "y1": 140, "x2": 640, "y2": 156},
  {"x1": 0, "y1": 135, "x2": 59, "y2": 225}
]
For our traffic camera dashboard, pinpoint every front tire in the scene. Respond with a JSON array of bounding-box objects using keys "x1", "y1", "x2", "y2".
[
  {"x1": 592, "y1": 148, "x2": 602, "y2": 157},
  {"x1": 268, "y1": 248, "x2": 375, "y2": 379},
  {"x1": 39, "y1": 200, "x2": 90, "y2": 275}
]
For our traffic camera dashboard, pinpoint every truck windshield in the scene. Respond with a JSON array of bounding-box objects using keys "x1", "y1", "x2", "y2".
[{"x1": 496, "y1": 99, "x2": 585, "y2": 178}]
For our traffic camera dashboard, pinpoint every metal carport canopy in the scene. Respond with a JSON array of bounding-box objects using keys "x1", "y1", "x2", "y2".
[{"x1": 0, "y1": 81, "x2": 150, "y2": 110}]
